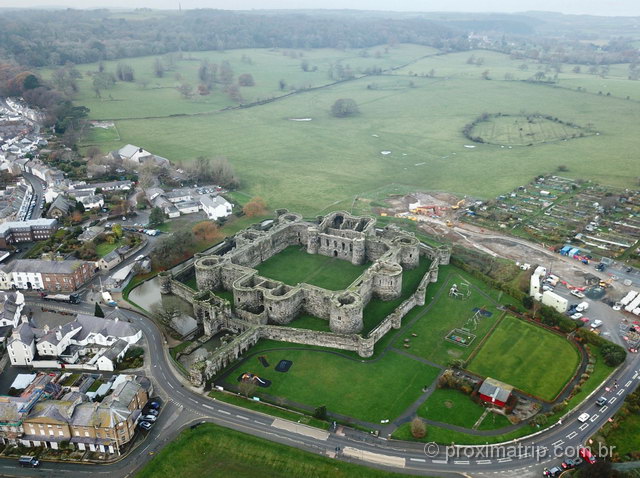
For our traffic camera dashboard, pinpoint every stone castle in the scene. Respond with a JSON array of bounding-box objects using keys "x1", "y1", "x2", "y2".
[{"x1": 158, "y1": 210, "x2": 450, "y2": 385}]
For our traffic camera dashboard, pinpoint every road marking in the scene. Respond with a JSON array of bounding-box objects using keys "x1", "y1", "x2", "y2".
[
  {"x1": 617, "y1": 389, "x2": 625, "y2": 396},
  {"x1": 600, "y1": 405, "x2": 608, "y2": 412},
  {"x1": 633, "y1": 372, "x2": 638, "y2": 379},
  {"x1": 167, "y1": 383, "x2": 174, "y2": 389},
  {"x1": 610, "y1": 397, "x2": 617, "y2": 404},
  {"x1": 218, "y1": 409, "x2": 231, "y2": 415},
  {"x1": 579, "y1": 423, "x2": 589, "y2": 431},
  {"x1": 477, "y1": 460, "x2": 492, "y2": 465},
  {"x1": 552, "y1": 440, "x2": 564, "y2": 447},
  {"x1": 236, "y1": 415, "x2": 249, "y2": 420},
  {"x1": 454, "y1": 460, "x2": 469, "y2": 465},
  {"x1": 342, "y1": 447, "x2": 405, "y2": 468},
  {"x1": 202, "y1": 404, "x2": 213, "y2": 410},
  {"x1": 431, "y1": 459, "x2": 448, "y2": 464},
  {"x1": 590, "y1": 414, "x2": 599, "y2": 422},
  {"x1": 409, "y1": 458, "x2": 426, "y2": 463},
  {"x1": 497, "y1": 457, "x2": 512, "y2": 463},
  {"x1": 626, "y1": 380, "x2": 632, "y2": 387}
]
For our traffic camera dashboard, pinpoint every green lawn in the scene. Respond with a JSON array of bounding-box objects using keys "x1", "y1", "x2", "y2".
[
  {"x1": 392, "y1": 421, "x2": 535, "y2": 445},
  {"x1": 135, "y1": 422, "x2": 420, "y2": 478},
  {"x1": 96, "y1": 240, "x2": 123, "y2": 257},
  {"x1": 290, "y1": 314, "x2": 332, "y2": 332},
  {"x1": 401, "y1": 266, "x2": 506, "y2": 366},
  {"x1": 224, "y1": 341, "x2": 440, "y2": 423},
  {"x1": 256, "y1": 246, "x2": 369, "y2": 290},
  {"x1": 602, "y1": 410, "x2": 640, "y2": 459},
  {"x1": 467, "y1": 316, "x2": 580, "y2": 401},
  {"x1": 418, "y1": 388, "x2": 511, "y2": 430}
]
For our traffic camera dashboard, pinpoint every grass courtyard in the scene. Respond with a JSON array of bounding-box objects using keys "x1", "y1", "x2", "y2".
[
  {"x1": 135, "y1": 422, "x2": 416, "y2": 478},
  {"x1": 467, "y1": 316, "x2": 581, "y2": 401},
  {"x1": 256, "y1": 246, "x2": 369, "y2": 290},
  {"x1": 223, "y1": 339, "x2": 440, "y2": 423}
]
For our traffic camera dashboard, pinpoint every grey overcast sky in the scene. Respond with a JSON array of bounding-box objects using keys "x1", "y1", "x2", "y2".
[{"x1": 6, "y1": 1, "x2": 640, "y2": 16}]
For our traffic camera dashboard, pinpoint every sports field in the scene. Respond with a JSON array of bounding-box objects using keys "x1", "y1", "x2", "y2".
[
  {"x1": 256, "y1": 246, "x2": 369, "y2": 290},
  {"x1": 64, "y1": 47, "x2": 640, "y2": 216},
  {"x1": 223, "y1": 340, "x2": 440, "y2": 423},
  {"x1": 467, "y1": 316, "x2": 580, "y2": 401},
  {"x1": 401, "y1": 268, "x2": 505, "y2": 366}
]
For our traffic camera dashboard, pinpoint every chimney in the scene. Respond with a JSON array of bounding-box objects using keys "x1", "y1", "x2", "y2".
[
  {"x1": 55, "y1": 329, "x2": 62, "y2": 341},
  {"x1": 43, "y1": 324, "x2": 49, "y2": 333},
  {"x1": 114, "y1": 316, "x2": 119, "y2": 323}
]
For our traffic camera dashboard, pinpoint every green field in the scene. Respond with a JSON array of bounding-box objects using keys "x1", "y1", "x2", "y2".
[
  {"x1": 135, "y1": 422, "x2": 418, "y2": 478},
  {"x1": 96, "y1": 240, "x2": 123, "y2": 257},
  {"x1": 63, "y1": 47, "x2": 640, "y2": 216},
  {"x1": 223, "y1": 340, "x2": 440, "y2": 423},
  {"x1": 470, "y1": 114, "x2": 593, "y2": 146},
  {"x1": 467, "y1": 316, "x2": 580, "y2": 401},
  {"x1": 401, "y1": 268, "x2": 506, "y2": 366},
  {"x1": 256, "y1": 246, "x2": 369, "y2": 290},
  {"x1": 418, "y1": 388, "x2": 511, "y2": 430}
]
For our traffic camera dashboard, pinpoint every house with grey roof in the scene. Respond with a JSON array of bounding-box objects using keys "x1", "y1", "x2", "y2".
[
  {"x1": 7, "y1": 320, "x2": 35, "y2": 366},
  {"x1": 5, "y1": 258, "x2": 95, "y2": 292},
  {"x1": 46, "y1": 195, "x2": 74, "y2": 219},
  {"x1": 97, "y1": 245, "x2": 130, "y2": 271},
  {"x1": 200, "y1": 195, "x2": 232, "y2": 220}
]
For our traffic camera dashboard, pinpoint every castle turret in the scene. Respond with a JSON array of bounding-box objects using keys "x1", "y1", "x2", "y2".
[
  {"x1": 372, "y1": 261, "x2": 403, "y2": 300},
  {"x1": 307, "y1": 226, "x2": 319, "y2": 255},
  {"x1": 158, "y1": 272, "x2": 173, "y2": 295},
  {"x1": 395, "y1": 235, "x2": 420, "y2": 269},
  {"x1": 330, "y1": 292, "x2": 363, "y2": 334},
  {"x1": 351, "y1": 237, "x2": 366, "y2": 265},
  {"x1": 195, "y1": 255, "x2": 223, "y2": 291}
]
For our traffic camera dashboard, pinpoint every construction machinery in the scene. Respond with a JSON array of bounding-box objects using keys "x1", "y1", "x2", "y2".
[
  {"x1": 411, "y1": 205, "x2": 443, "y2": 216},
  {"x1": 451, "y1": 199, "x2": 465, "y2": 210}
]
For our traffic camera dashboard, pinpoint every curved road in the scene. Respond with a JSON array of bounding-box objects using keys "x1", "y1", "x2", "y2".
[{"x1": 8, "y1": 300, "x2": 640, "y2": 478}]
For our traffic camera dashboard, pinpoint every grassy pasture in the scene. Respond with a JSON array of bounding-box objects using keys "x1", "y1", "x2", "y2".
[
  {"x1": 135, "y1": 422, "x2": 416, "y2": 478},
  {"x1": 66, "y1": 46, "x2": 640, "y2": 217},
  {"x1": 223, "y1": 342, "x2": 440, "y2": 423},
  {"x1": 467, "y1": 316, "x2": 580, "y2": 401}
]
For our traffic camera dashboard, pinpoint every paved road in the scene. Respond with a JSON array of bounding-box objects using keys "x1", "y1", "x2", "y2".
[
  {"x1": 8, "y1": 297, "x2": 640, "y2": 478},
  {"x1": 22, "y1": 172, "x2": 45, "y2": 220}
]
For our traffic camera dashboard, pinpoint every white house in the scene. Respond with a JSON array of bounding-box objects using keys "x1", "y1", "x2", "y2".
[
  {"x1": 118, "y1": 144, "x2": 153, "y2": 164},
  {"x1": 200, "y1": 195, "x2": 232, "y2": 220},
  {"x1": 0, "y1": 291, "x2": 25, "y2": 329},
  {"x1": 7, "y1": 321, "x2": 36, "y2": 366},
  {"x1": 77, "y1": 194, "x2": 104, "y2": 210},
  {"x1": 176, "y1": 201, "x2": 200, "y2": 215},
  {"x1": 91, "y1": 339, "x2": 130, "y2": 372},
  {"x1": 36, "y1": 322, "x2": 82, "y2": 358},
  {"x1": 0, "y1": 270, "x2": 14, "y2": 291},
  {"x1": 10, "y1": 269, "x2": 44, "y2": 291},
  {"x1": 72, "y1": 312, "x2": 141, "y2": 346}
]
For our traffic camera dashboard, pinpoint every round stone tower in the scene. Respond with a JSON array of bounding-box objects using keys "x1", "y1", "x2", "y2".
[
  {"x1": 351, "y1": 237, "x2": 366, "y2": 265},
  {"x1": 329, "y1": 292, "x2": 363, "y2": 334},
  {"x1": 372, "y1": 261, "x2": 403, "y2": 300},
  {"x1": 394, "y1": 236, "x2": 420, "y2": 269},
  {"x1": 437, "y1": 245, "x2": 451, "y2": 265},
  {"x1": 306, "y1": 226, "x2": 319, "y2": 254},
  {"x1": 158, "y1": 272, "x2": 173, "y2": 295},
  {"x1": 194, "y1": 255, "x2": 223, "y2": 291}
]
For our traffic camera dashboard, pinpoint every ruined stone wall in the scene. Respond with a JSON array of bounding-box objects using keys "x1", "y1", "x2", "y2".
[
  {"x1": 300, "y1": 285, "x2": 333, "y2": 319},
  {"x1": 264, "y1": 288, "x2": 304, "y2": 324}
]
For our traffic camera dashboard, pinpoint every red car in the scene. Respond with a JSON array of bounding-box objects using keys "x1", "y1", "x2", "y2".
[{"x1": 579, "y1": 446, "x2": 597, "y2": 464}]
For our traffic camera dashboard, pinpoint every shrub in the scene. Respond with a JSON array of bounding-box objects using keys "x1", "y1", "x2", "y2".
[{"x1": 411, "y1": 417, "x2": 426, "y2": 439}]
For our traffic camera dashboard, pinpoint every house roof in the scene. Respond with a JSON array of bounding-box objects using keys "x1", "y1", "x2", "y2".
[
  {"x1": 478, "y1": 377, "x2": 513, "y2": 404},
  {"x1": 0, "y1": 218, "x2": 57, "y2": 236},
  {"x1": 26, "y1": 399, "x2": 77, "y2": 423},
  {"x1": 10, "y1": 322, "x2": 35, "y2": 346},
  {"x1": 7, "y1": 259, "x2": 88, "y2": 275},
  {"x1": 49, "y1": 195, "x2": 73, "y2": 215},
  {"x1": 38, "y1": 321, "x2": 81, "y2": 346},
  {"x1": 102, "y1": 339, "x2": 128, "y2": 361},
  {"x1": 73, "y1": 313, "x2": 139, "y2": 341},
  {"x1": 118, "y1": 144, "x2": 142, "y2": 159},
  {"x1": 200, "y1": 195, "x2": 230, "y2": 209}
]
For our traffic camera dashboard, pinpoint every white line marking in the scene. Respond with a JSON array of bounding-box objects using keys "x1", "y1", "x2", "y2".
[
  {"x1": 610, "y1": 397, "x2": 617, "y2": 404},
  {"x1": 477, "y1": 460, "x2": 492, "y2": 465},
  {"x1": 626, "y1": 380, "x2": 632, "y2": 387},
  {"x1": 236, "y1": 415, "x2": 249, "y2": 420},
  {"x1": 552, "y1": 440, "x2": 564, "y2": 447},
  {"x1": 617, "y1": 389, "x2": 625, "y2": 396},
  {"x1": 202, "y1": 404, "x2": 213, "y2": 410},
  {"x1": 579, "y1": 423, "x2": 589, "y2": 431},
  {"x1": 633, "y1": 373, "x2": 637, "y2": 379},
  {"x1": 431, "y1": 459, "x2": 448, "y2": 464},
  {"x1": 497, "y1": 457, "x2": 512, "y2": 463},
  {"x1": 454, "y1": 460, "x2": 469, "y2": 465},
  {"x1": 600, "y1": 405, "x2": 608, "y2": 412},
  {"x1": 590, "y1": 414, "x2": 599, "y2": 422},
  {"x1": 218, "y1": 409, "x2": 231, "y2": 415},
  {"x1": 410, "y1": 458, "x2": 426, "y2": 463}
]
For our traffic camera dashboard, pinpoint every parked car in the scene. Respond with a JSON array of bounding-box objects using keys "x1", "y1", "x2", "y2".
[
  {"x1": 571, "y1": 290, "x2": 585, "y2": 298},
  {"x1": 590, "y1": 319, "x2": 603, "y2": 329},
  {"x1": 579, "y1": 446, "x2": 597, "y2": 464},
  {"x1": 138, "y1": 421, "x2": 152, "y2": 430},
  {"x1": 543, "y1": 466, "x2": 563, "y2": 477},
  {"x1": 595, "y1": 396, "x2": 607, "y2": 407},
  {"x1": 571, "y1": 313, "x2": 583, "y2": 320},
  {"x1": 142, "y1": 415, "x2": 157, "y2": 422},
  {"x1": 561, "y1": 457, "x2": 583, "y2": 469},
  {"x1": 578, "y1": 412, "x2": 590, "y2": 423},
  {"x1": 148, "y1": 401, "x2": 161, "y2": 410},
  {"x1": 144, "y1": 409, "x2": 159, "y2": 416}
]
